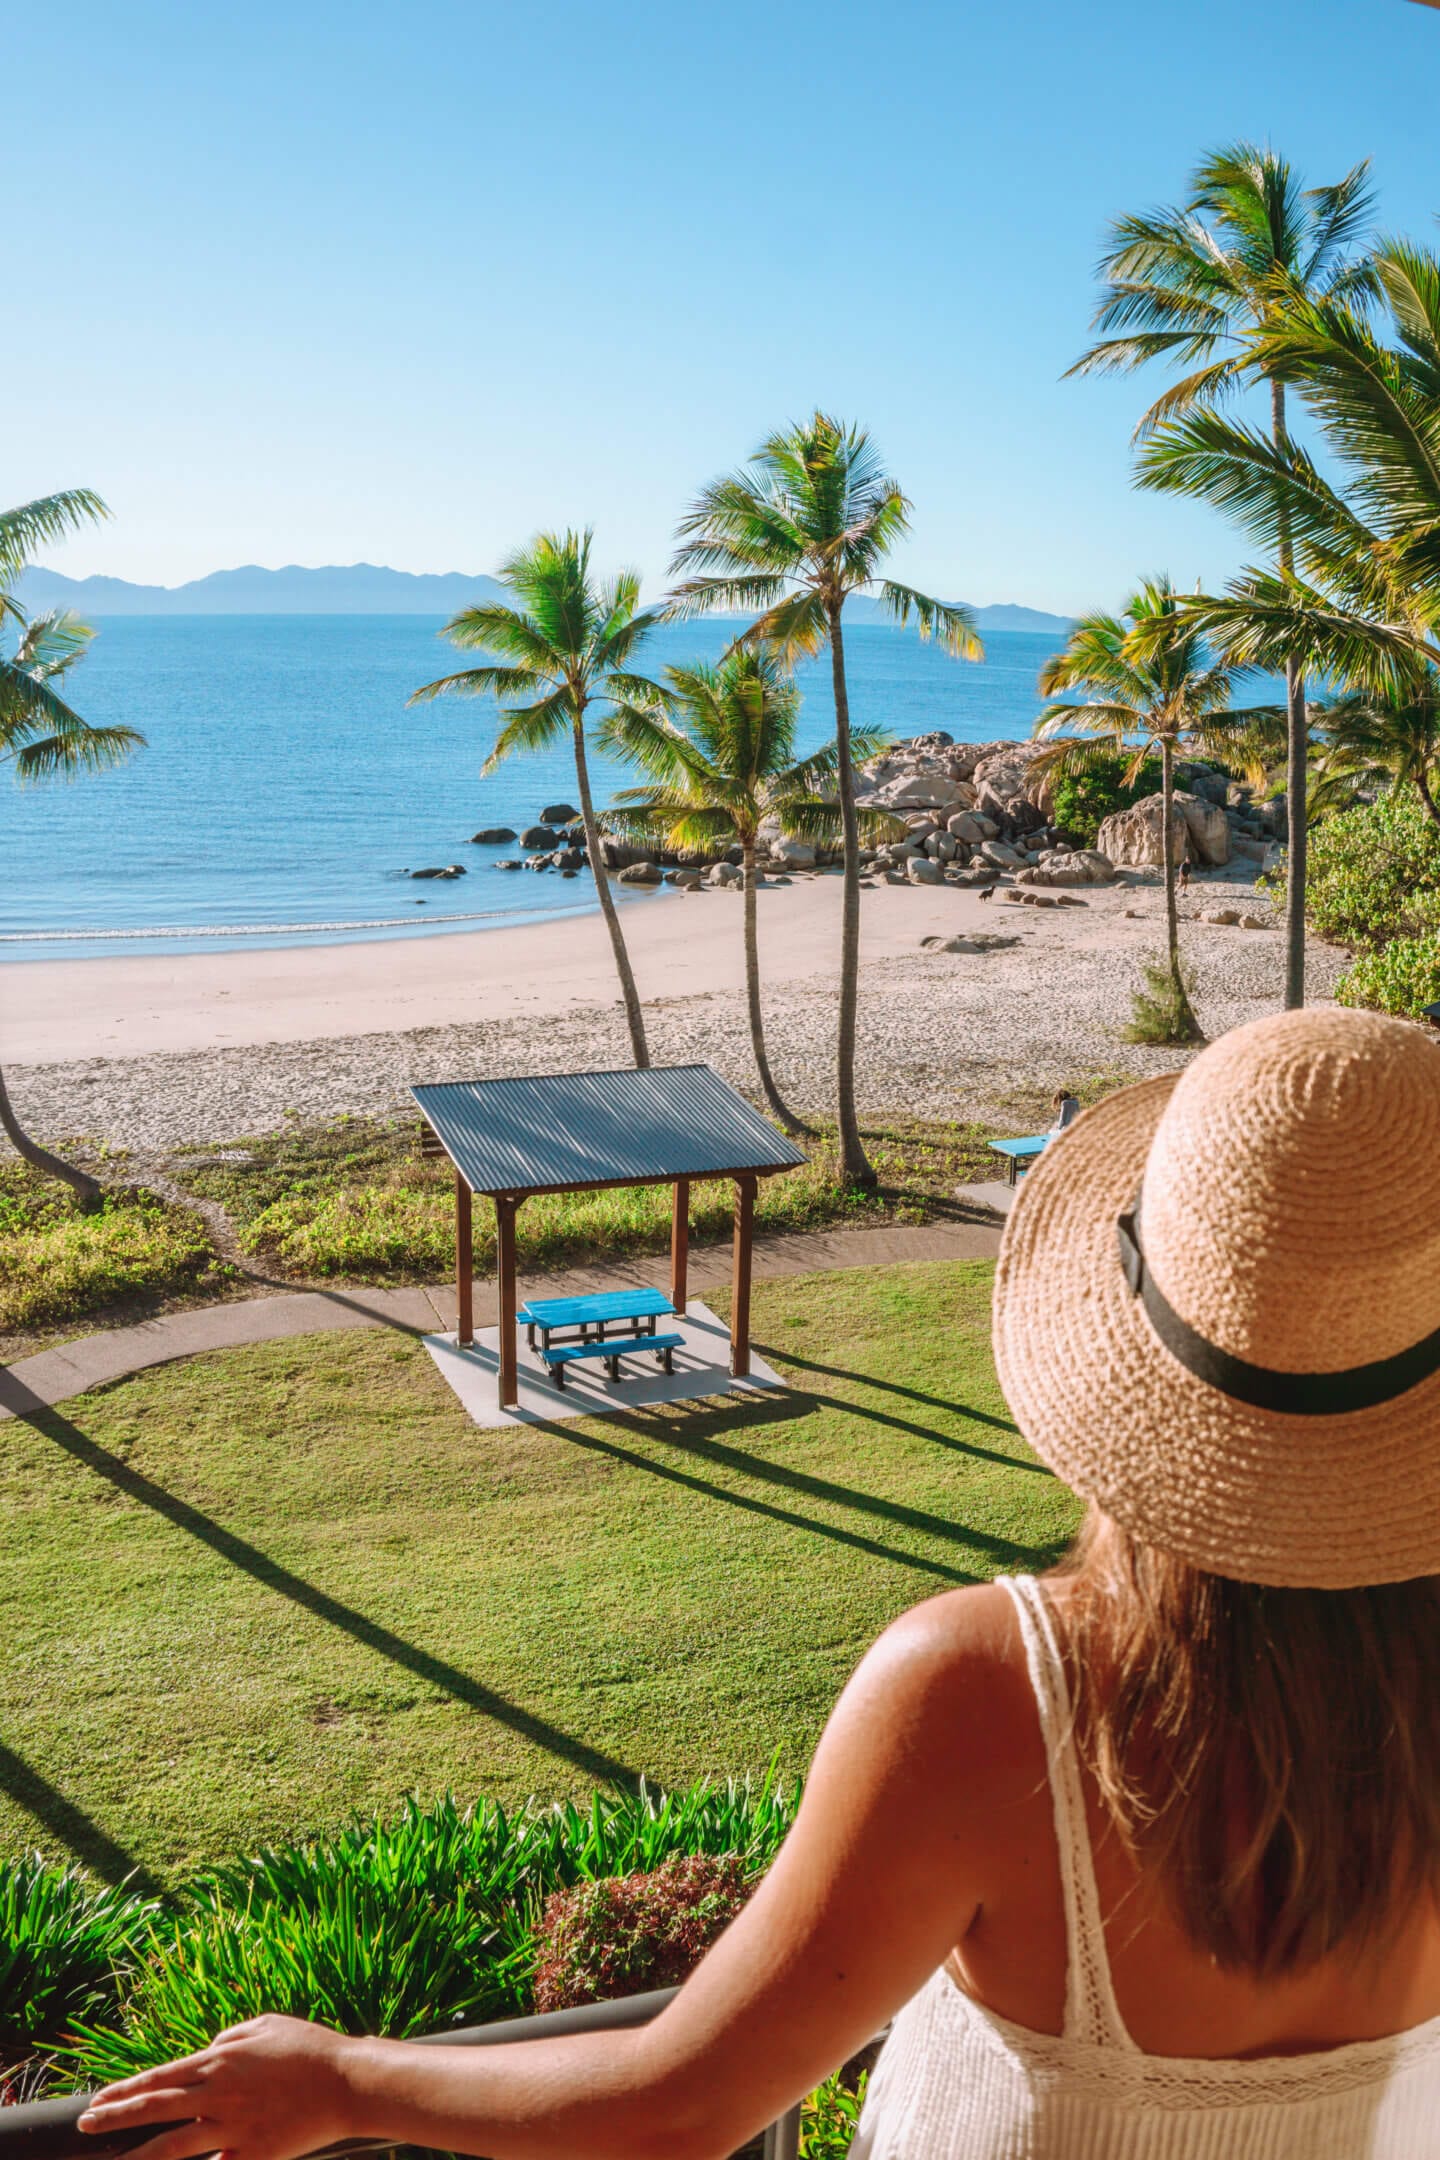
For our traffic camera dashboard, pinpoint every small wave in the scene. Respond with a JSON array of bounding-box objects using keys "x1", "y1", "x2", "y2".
[{"x1": 0, "y1": 909, "x2": 533, "y2": 944}]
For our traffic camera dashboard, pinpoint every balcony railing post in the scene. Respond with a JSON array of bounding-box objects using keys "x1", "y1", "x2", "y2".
[{"x1": 762, "y1": 2100, "x2": 803, "y2": 2160}]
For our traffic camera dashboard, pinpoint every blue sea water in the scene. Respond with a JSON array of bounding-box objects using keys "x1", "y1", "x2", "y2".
[{"x1": 0, "y1": 617, "x2": 1060, "y2": 962}]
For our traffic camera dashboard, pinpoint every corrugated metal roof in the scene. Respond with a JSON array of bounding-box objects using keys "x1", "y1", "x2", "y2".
[{"x1": 411, "y1": 1064, "x2": 808, "y2": 1195}]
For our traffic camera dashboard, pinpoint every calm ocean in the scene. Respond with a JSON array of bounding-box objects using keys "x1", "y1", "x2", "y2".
[{"x1": 0, "y1": 617, "x2": 1060, "y2": 962}]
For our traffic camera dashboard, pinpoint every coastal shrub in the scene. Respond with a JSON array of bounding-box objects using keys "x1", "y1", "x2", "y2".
[
  {"x1": 1263, "y1": 786, "x2": 1440, "y2": 949},
  {"x1": 173, "y1": 1115, "x2": 1001, "y2": 1280},
  {"x1": 800, "y1": 2068, "x2": 871, "y2": 2155},
  {"x1": 1121, "y1": 957, "x2": 1203, "y2": 1046},
  {"x1": 0, "y1": 1856, "x2": 152, "y2": 2070},
  {"x1": 531, "y1": 1851, "x2": 750, "y2": 2011},
  {"x1": 1336, "y1": 936, "x2": 1440, "y2": 1019},
  {"x1": 1051, "y1": 753, "x2": 1161, "y2": 847},
  {"x1": 0, "y1": 1166, "x2": 225, "y2": 1337}
]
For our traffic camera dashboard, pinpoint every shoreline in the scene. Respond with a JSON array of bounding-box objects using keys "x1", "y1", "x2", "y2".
[{"x1": 0, "y1": 870, "x2": 1348, "y2": 1152}]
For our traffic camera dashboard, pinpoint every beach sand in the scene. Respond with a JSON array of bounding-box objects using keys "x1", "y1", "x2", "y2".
[{"x1": 1, "y1": 869, "x2": 1347, "y2": 1150}]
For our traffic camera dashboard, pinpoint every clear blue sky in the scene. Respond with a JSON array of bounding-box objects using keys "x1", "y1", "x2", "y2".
[{"x1": 8, "y1": 0, "x2": 1436, "y2": 612}]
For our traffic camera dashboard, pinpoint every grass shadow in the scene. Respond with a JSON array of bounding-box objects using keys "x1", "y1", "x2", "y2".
[
  {"x1": 533, "y1": 1382, "x2": 1062, "y2": 1580},
  {"x1": 0, "y1": 1741, "x2": 163, "y2": 1897},
  {"x1": 0, "y1": 1368, "x2": 643, "y2": 1804}
]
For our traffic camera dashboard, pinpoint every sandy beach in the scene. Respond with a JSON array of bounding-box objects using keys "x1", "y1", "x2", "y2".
[{"x1": 1, "y1": 869, "x2": 1346, "y2": 1151}]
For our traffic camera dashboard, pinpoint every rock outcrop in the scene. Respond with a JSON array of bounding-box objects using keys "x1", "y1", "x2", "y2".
[
  {"x1": 1014, "y1": 850, "x2": 1115, "y2": 888},
  {"x1": 1096, "y1": 790, "x2": 1231, "y2": 869}
]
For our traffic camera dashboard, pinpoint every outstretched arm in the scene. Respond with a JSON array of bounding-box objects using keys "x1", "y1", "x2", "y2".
[{"x1": 79, "y1": 1585, "x2": 1018, "y2": 2160}]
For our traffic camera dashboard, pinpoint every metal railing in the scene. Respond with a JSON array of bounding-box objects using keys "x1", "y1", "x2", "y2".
[{"x1": 0, "y1": 1988, "x2": 805, "y2": 2160}]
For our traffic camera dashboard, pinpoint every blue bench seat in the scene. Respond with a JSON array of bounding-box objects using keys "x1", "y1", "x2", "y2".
[{"x1": 541, "y1": 1332, "x2": 686, "y2": 1387}]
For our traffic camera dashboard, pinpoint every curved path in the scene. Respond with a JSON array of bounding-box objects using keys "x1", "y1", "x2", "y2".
[{"x1": 0, "y1": 1215, "x2": 1003, "y2": 1421}]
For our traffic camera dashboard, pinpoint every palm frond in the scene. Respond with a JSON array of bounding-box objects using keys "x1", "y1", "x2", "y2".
[
  {"x1": 0, "y1": 490, "x2": 109, "y2": 581},
  {"x1": 8, "y1": 723, "x2": 145, "y2": 782},
  {"x1": 408, "y1": 663, "x2": 551, "y2": 705},
  {"x1": 873, "y1": 583, "x2": 982, "y2": 660},
  {"x1": 481, "y1": 686, "x2": 575, "y2": 770},
  {"x1": 728, "y1": 588, "x2": 830, "y2": 665},
  {"x1": 12, "y1": 608, "x2": 95, "y2": 678}
]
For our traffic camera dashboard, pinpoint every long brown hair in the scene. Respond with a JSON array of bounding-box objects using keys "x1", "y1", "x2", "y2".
[{"x1": 1061, "y1": 1511, "x2": 1440, "y2": 1976}]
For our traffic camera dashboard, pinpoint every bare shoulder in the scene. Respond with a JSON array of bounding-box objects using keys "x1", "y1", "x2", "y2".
[{"x1": 819, "y1": 1580, "x2": 1044, "y2": 1819}]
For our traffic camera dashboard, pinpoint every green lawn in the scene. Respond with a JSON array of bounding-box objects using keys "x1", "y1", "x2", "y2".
[{"x1": 0, "y1": 1260, "x2": 1078, "y2": 1886}]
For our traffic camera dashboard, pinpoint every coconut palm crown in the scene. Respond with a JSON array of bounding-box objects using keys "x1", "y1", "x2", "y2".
[
  {"x1": 1034, "y1": 577, "x2": 1245, "y2": 1043},
  {"x1": 410, "y1": 530, "x2": 670, "y2": 1068},
  {"x1": 1069, "y1": 142, "x2": 1376, "y2": 438},
  {"x1": 600, "y1": 647, "x2": 897, "y2": 1136},
  {"x1": 667, "y1": 412, "x2": 982, "y2": 1187}
]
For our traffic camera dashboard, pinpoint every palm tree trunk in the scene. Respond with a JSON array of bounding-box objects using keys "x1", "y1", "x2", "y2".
[
  {"x1": 1271, "y1": 375, "x2": 1308, "y2": 1011},
  {"x1": 572, "y1": 716, "x2": 650, "y2": 1069},
  {"x1": 826, "y1": 601, "x2": 875, "y2": 1190},
  {"x1": 1162, "y1": 736, "x2": 1180, "y2": 983},
  {"x1": 741, "y1": 840, "x2": 813, "y2": 1138},
  {"x1": 1159, "y1": 737, "x2": 1198, "y2": 1041},
  {"x1": 1416, "y1": 765, "x2": 1440, "y2": 833},
  {"x1": 0, "y1": 1061, "x2": 101, "y2": 1209}
]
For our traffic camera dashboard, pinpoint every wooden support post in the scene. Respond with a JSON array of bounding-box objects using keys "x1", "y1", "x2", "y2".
[
  {"x1": 496, "y1": 1195, "x2": 520, "y2": 1409},
  {"x1": 456, "y1": 1172, "x2": 474, "y2": 1346},
  {"x1": 731, "y1": 1173, "x2": 756, "y2": 1378},
  {"x1": 671, "y1": 1177, "x2": 690, "y2": 1315}
]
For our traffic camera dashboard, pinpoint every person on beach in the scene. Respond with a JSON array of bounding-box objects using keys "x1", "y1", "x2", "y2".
[
  {"x1": 78, "y1": 1008, "x2": 1440, "y2": 2158},
  {"x1": 1048, "y1": 1087, "x2": 1080, "y2": 1135},
  {"x1": 1178, "y1": 857, "x2": 1191, "y2": 896}
]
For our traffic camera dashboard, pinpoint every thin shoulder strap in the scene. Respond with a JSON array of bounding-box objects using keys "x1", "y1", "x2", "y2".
[{"x1": 999, "y1": 1574, "x2": 1135, "y2": 2051}]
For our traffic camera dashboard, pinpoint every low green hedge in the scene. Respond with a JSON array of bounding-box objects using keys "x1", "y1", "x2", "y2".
[{"x1": 6, "y1": 1779, "x2": 799, "y2": 2087}]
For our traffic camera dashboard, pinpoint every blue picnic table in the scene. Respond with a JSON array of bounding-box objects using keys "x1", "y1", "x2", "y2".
[
  {"x1": 519, "y1": 1288, "x2": 684, "y2": 1389},
  {"x1": 988, "y1": 1134, "x2": 1050, "y2": 1187}
]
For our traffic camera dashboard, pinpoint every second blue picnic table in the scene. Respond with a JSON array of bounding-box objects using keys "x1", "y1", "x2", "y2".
[{"x1": 987, "y1": 1134, "x2": 1050, "y2": 1187}]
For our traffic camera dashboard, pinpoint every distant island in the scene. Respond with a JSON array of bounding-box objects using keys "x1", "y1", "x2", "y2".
[{"x1": 15, "y1": 561, "x2": 1076, "y2": 634}]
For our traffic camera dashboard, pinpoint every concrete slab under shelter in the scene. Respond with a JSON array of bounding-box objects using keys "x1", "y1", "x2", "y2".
[
  {"x1": 951, "y1": 1181, "x2": 1016, "y2": 1218},
  {"x1": 424, "y1": 1298, "x2": 784, "y2": 1429}
]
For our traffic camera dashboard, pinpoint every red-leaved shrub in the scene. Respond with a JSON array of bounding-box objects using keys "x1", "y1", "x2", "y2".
[{"x1": 531, "y1": 1852, "x2": 750, "y2": 2012}]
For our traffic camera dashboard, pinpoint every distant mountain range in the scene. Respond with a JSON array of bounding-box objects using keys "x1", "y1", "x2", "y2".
[{"x1": 15, "y1": 561, "x2": 1075, "y2": 634}]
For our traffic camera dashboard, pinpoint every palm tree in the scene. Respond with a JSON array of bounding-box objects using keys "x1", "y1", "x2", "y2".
[
  {"x1": 1033, "y1": 577, "x2": 1242, "y2": 1044},
  {"x1": 2, "y1": 487, "x2": 145, "y2": 1208},
  {"x1": 1070, "y1": 143, "x2": 1375, "y2": 1008},
  {"x1": 600, "y1": 647, "x2": 898, "y2": 1137},
  {"x1": 1136, "y1": 239, "x2": 1440, "y2": 880},
  {"x1": 1312, "y1": 677, "x2": 1440, "y2": 828},
  {"x1": 410, "y1": 531, "x2": 670, "y2": 1068},
  {"x1": 668, "y1": 414, "x2": 982, "y2": 1188}
]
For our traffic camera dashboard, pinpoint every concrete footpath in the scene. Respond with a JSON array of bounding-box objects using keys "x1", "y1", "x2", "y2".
[{"x1": 0, "y1": 1216, "x2": 1002, "y2": 1420}]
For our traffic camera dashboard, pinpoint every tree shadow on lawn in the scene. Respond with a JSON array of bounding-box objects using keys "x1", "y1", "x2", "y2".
[
  {"x1": 756, "y1": 1347, "x2": 1051, "y2": 1474},
  {"x1": 537, "y1": 1386, "x2": 1067, "y2": 1584},
  {"x1": 0, "y1": 1371, "x2": 645, "y2": 1874},
  {"x1": 0, "y1": 1739, "x2": 163, "y2": 1897}
]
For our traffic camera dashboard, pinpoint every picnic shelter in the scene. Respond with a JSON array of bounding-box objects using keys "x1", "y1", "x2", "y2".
[{"x1": 412, "y1": 1064, "x2": 807, "y2": 1409}]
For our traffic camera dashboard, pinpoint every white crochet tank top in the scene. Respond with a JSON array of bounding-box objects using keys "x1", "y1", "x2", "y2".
[{"x1": 849, "y1": 1574, "x2": 1440, "y2": 2158}]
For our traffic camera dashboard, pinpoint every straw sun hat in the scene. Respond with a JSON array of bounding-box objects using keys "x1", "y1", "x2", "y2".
[{"x1": 993, "y1": 1006, "x2": 1440, "y2": 1589}]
